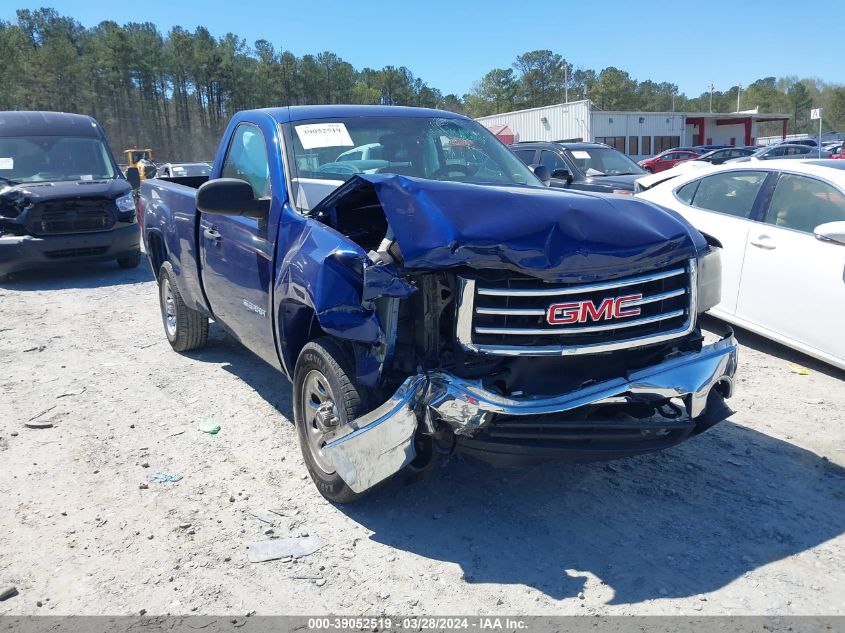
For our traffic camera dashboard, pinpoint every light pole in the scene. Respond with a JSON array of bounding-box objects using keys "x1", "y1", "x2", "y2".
[
  {"x1": 736, "y1": 84, "x2": 742, "y2": 112},
  {"x1": 709, "y1": 83, "x2": 714, "y2": 113}
]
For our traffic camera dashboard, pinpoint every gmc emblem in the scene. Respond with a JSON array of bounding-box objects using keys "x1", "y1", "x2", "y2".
[{"x1": 547, "y1": 294, "x2": 643, "y2": 325}]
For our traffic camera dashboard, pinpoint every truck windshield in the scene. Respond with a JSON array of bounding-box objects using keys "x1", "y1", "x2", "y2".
[
  {"x1": 563, "y1": 147, "x2": 645, "y2": 177},
  {"x1": 287, "y1": 116, "x2": 541, "y2": 210},
  {"x1": 0, "y1": 136, "x2": 117, "y2": 183}
]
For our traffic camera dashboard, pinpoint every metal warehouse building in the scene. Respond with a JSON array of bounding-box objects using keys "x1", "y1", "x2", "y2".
[{"x1": 476, "y1": 100, "x2": 791, "y2": 159}]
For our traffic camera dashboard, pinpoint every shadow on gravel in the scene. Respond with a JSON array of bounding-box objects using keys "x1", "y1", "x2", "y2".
[
  {"x1": 185, "y1": 325, "x2": 295, "y2": 417},
  {"x1": 346, "y1": 421, "x2": 845, "y2": 605},
  {"x1": 0, "y1": 260, "x2": 154, "y2": 290}
]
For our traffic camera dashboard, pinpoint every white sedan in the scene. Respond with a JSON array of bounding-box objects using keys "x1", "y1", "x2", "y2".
[{"x1": 636, "y1": 159, "x2": 845, "y2": 370}]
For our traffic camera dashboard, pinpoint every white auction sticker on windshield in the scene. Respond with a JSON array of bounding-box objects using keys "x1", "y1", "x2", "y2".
[
  {"x1": 571, "y1": 150, "x2": 591, "y2": 159},
  {"x1": 295, "y1": 123, "x2": 354, "y2": 150},
  {"x1": 0, "y1": 157, "x2": 13, "y2": 170}
]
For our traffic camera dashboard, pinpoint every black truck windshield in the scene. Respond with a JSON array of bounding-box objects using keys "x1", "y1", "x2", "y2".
[
  {"x1": 0, "y1": 136, "x2": 117, "y2": 183},
  {"x1": 287, "y1": 116, "x2": 540, "y2": 210}
]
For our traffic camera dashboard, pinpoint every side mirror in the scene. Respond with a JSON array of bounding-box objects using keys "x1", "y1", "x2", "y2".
[
  {"x1": 529, "y1": 164, "x2": 551, "y2": 187},
  {"x1": 125, "y1": 167, "x2": 141, "y2": 190},
  {"x1": 551, "y1": 167, "x2": 572, "y2": 183},
  {"x1": 814, "y1": 221, "x2": 845, "y2": 246},
  {"x1": 197, "y1": 178, "x2": 269, "y2": 219}
]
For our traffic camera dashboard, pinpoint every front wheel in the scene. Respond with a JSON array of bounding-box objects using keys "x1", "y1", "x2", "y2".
[
  {"x1": 293, "y1": 337, "x2": 368, "y2": 503},
  {"x1": 158, "y1": 262, "x2": 208, "y2": 352}
]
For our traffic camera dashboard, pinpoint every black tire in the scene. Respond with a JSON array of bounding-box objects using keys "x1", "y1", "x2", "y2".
[
  {"x1": 293, "y1": 337, "x2": 368, "y2": 503},
  {"x1": 158, "y1": 261, "x2": 208, "y2": 352},
  {"x1": 117, "y1": 251, "x2": 142, "y2": 269}
]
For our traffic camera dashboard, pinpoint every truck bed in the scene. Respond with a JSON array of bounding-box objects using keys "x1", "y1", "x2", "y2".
[{"x1": 140, "y1": 176, "x2": 206, "y2": 313}]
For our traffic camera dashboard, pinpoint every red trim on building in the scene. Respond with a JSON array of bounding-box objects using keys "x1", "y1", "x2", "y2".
[{"x1": 686, "y1": 117, "x2": 705, "y2": 145}]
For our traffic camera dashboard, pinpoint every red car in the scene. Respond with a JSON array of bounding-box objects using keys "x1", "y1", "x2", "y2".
[{"x1": 638, "y1": 149, "x2": 701, "y2": 173}]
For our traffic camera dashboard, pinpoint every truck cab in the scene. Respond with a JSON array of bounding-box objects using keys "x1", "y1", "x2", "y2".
[{"x1": 140, "y1": 105, "x2": 737, "y2": 502}]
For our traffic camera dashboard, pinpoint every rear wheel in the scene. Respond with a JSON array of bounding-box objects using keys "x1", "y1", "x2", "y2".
[
  {"x1": 158, "y1": 262, "x2": 208, "y2": 352},
  {"x1": 117, "y1": 251, "x2": 141, "y2": 269},
  {"x1": 293, "y1": 337, "x2": 368, "y2": 503}
]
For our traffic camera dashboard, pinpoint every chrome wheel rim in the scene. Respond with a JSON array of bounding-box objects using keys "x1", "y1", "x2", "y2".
[
  {"x1": 160, "y1": 277, "x2": 177, "y2": 338},
  {"x1": 301, "y1": 369, "x2": 340, "y2": 474}
]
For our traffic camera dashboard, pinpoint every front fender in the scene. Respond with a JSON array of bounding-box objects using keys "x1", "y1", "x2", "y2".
[{"x1": 274, "y1": 210, "x2": 414, "y2": 378}]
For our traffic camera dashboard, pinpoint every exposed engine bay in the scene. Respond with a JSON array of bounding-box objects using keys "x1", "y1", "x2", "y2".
[{"x1": 306, "y1": 174, "x2": 737, "y2": 492}]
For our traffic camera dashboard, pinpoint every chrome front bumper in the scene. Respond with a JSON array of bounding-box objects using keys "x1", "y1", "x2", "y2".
[{"x1": 323, "y1": 331, "x2": 737, "y2": 493}]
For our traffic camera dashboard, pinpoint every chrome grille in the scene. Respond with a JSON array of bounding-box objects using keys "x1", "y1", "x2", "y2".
[{"x1": 456, "y1": 260, "x2": 697, "y2": 356}]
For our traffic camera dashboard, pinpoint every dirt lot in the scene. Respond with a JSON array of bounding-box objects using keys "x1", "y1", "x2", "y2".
[{"x1": 1, "y1": 260, "x2": 844, "y2": 616}]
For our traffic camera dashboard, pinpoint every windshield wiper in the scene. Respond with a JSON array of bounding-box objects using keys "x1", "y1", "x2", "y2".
[{"x1": 0, "y1": 176, "x2": 20, "y2": 186}]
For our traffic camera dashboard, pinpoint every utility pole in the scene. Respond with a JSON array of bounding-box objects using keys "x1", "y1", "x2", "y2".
[
  {"x1": 564, "y1": 65, "x2": 569, "y2": 103},
  {"x1": 736, "y1": 84, "x2": 742, "y2": 112},
  {"x1": 709, "y1": 83, "x2": 714, "y2": 113}
]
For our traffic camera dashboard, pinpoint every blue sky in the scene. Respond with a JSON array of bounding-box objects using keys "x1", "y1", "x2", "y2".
[{"x1": 7, "y1": 1, "x2": 844, "y2": 97}]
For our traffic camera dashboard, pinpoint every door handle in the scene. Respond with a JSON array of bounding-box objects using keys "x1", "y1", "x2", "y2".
[
  {"x1": 749, "y1": 235, "x2": 776, "y2": 250},
  {"x1": 203, "y1": 227, "x2": 221, "y2": 242}
]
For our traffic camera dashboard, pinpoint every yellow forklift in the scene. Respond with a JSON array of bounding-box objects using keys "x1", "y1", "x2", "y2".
[{"x1": 123, "y1": 148, "x2": 156, "y2": 180}]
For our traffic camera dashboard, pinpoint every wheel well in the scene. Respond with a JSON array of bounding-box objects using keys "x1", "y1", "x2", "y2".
[
  {"x1": 280, "y1": 304, "x2": 326, "y2": 374},
  {"x1": 147, "y1": 231, "x2": 167, "y2": 279}
]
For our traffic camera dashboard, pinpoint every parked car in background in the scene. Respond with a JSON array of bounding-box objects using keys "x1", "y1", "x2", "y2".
[
  {"x1": 336, "y1": 142, "x2": 384, "y2": 162},
  {"x1": 636, "y1": 160, "x2": 845, "y2": 370},
  {"x1": 158, "y1": 162, "x2": 212, "y2": 178},
  {"x1": 726, "y1": 144, "x2": 831, "y2": 163},
  {"x1": 694, "y1": 147, "x2": 756, "y2": 165},
  {"x1": 138, "y1": 105, "x2": 736, "y2": 502},
  {"x1": 693, "y1": 144, "x2": 732, "y2": 153},
  {"x1": 0, "y1": 111, "x2": 140, "y2": 280},
  {"x1": 781, "y1": 138, "x2": 818, "y2": 147},
  {"x1": 509, "y1": 141, "x2": 646, "y2": 193},
  {"x1": 639, "y1": 149, "x2": 701, "y2": 173}
]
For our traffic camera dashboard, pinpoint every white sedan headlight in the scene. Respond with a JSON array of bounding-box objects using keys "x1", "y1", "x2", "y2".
[{"x1": 696, "y1": 248, "x2": 722, "y2": 313}]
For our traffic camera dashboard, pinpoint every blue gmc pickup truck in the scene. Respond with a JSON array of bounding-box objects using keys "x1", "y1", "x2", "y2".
[{"x1": 140, "y1": 105, "x2": 737, "y2": 502}]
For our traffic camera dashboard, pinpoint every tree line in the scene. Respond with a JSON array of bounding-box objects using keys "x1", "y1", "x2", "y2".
[{"x1": 2, "y1": 8, "x2": 844, "y2": 160}]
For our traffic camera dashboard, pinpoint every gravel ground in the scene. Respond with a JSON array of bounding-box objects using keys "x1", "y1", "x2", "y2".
[{"x1": 0, "y1": 260, "x2": 844, "y2": 616}]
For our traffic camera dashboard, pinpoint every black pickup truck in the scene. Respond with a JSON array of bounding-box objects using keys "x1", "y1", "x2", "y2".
[{"x1": 0, "y1": 111, "x2": 140, "y2": 280}]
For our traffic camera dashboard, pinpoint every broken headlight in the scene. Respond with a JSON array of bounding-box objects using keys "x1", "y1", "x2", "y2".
[{"x1": 696, "y1": 248, "x2": 722, "y2": 313}]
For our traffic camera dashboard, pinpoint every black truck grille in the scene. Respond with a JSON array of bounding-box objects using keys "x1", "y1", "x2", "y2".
[
  {"x1": 456, "y1": 260, "x2": 696, "y2": 356},
  {"x1": 27, "y1": 200, "x2": 115, "y2": 236}
]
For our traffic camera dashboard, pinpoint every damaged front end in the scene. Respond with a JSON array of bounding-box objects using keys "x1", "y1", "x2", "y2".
[
  {"x1": 323, "y1": 330, "x2": 737, "y2": 493},
  {"x1": 302, "y1": 175, "x2": 738, "y2": 494}
]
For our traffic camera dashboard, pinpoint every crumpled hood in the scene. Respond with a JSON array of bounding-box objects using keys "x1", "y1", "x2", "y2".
[{"x1": 319, "y1": 174, "x2": 707, "y2": 282}]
